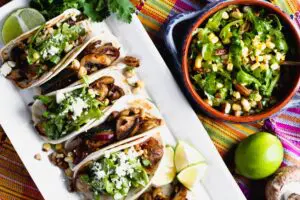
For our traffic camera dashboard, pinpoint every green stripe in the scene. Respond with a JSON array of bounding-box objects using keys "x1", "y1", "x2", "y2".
[
  {"x1": 147, "y1": 0, "x2": 172, "y2": 14},
  {"x1": 272, "y1": 0, "x2": 293, "y2": 14},
  {"x1": 204, "y1": 124, "x2": 236, "y2": 146}
]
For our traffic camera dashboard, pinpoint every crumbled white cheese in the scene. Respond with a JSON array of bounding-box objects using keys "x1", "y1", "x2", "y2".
[
  {"x1": 48, "y1": 46, "x2": 59, "y2": 56},
  {"x1": 114, "y1": 193, "x2": 123, "y2": 200},
  {"x1": 0, "y1": 62, "x2": 12, "y2": 76},
  {"x1": 56, "y1": 91, "x2": 66, "y2": 103},
  {"x1": 7, "y1": 61, "x2": 16, "y2": 68},
  {"x1": 70, "y1": 97, "x2": 88, "y2": 120},
  {"x1": 104, "y1": 151, "x2": 110, "y2": 158}
]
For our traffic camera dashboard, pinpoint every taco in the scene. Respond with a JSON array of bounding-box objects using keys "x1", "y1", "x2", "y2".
[
  {"x1": 64, "y1": 95, "x2": 163, "y2": 165},
  {"x1": 40, "y1": 34, "x2": 122, "y2": 94},
  {"x1": 73, "y1": 132, "x2": 165, "y2": 200},
  {"x1": 0, "y1": 9, "x2": 91, "y2": 89},
  {"x1": 31, "y1": 69, "x2": 131, "y2": 144}
]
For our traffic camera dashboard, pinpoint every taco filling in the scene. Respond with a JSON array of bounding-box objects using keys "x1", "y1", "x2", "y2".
[
  {"x1": 3, "y1": 15, "x2": 88, "y2": 88},
  {"x1": 41, "y1": 40, "x2": 120, "y2": 94},
  {"x1": 35, "y1": 76, "x2": 125, "y2": 140},
  {"x1": 74, "y1": 137, "x2": 164, "y2": 200},
  {"x1": 65, "y1": 107, "x2": 162, "y2": 164},
  {"x1": 139, "y1": 182, "x2": 189, "y2": 200}
]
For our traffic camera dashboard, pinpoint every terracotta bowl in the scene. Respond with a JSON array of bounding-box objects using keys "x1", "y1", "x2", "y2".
[{"x1": 181, "y1": 0, "x2": 300, "y2": 123}]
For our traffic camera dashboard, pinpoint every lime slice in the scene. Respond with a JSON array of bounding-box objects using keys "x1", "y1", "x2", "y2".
[
  {"x1": 2, "y1": 8, "x2": 45, "y2": 44},
  {"x1": 177, "y1": 162, "x2": 208, "y2": 190},
  {"x1": 152, "y1": 146, "x2": 176, "y2": 187},
  {"x1": 174, "y1": 140, "x2": 205, "y2": 172}
]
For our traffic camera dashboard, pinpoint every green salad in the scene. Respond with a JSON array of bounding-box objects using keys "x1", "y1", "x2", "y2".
[
  {"x1": 27, "y1": 22, "x2": 86, "y2": 74},
  {"x1": 189, "y1": 5, "x2": 288, "y2": 116},
  {"x1": 79, "y1": 147, "x2": 150, "y2": 200},
  {"x1": 36, "y1": 87, "x2": 104, "y2": 140}
]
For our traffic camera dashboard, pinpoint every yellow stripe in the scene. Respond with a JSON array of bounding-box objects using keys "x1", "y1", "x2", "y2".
[
  {"x1": 0, "y1": 185, "x2": 33, "y2": 200},
  {"x1": 230, "y1": 124, "x2": 256, "y2": 135},
  {"x1": 138, "y1": 15, "x2": 160, "y2": 31}
]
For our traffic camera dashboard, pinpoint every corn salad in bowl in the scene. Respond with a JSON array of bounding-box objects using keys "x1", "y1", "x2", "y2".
[{"x1": 188, "y1": 5, "x2": 288, "y2": 117}]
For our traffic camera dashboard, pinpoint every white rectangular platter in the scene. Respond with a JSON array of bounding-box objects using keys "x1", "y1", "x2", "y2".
[{"x1": 0, "y1": 0, "x2": 246, "y2": 200}]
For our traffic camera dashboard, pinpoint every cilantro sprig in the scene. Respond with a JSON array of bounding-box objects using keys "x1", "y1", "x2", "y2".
[{"x1": 30, "y1": 0, "x2": 135, "y2": 23}]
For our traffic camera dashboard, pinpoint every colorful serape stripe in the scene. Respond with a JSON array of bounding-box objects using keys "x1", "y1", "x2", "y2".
[{"x1": 0, "y1": 0, "x2": 299, "y2": 200}]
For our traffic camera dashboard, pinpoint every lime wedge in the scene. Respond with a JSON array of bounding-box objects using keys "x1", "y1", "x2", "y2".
[
  {"x1": 177, "y1": 162, "x2": 208, "y2": 190},
  {"x1": 174, "y1": 140, "x2": 205, "y2": 172},
  {"x1": 2, "y1": 8, "x2": 45, "y2": 44},
  {"x1": 152, "y1": 146, "x2": 176, "y2": 187}
]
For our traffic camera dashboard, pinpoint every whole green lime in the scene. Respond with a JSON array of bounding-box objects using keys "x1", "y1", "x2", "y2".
[{"x1": 235, "y1": 132, "x2": 283, "y2": 180}]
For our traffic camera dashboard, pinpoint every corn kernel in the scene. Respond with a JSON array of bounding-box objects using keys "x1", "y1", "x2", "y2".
[
  {"x1": 275, "y1": 52, "x2": 282, "y2": 61},
  {"x1": 34, "y1": 153, "x2": 41, "y2": 161},
  {"x1": 232, "y1": 103, "x2": 242, "y2": 111},
  {"x1": 204, "y1": 99, "x2": 213, "y2": 106},
  {"x1": 216, "y1": 83, "x2": 223, "y2": 89},
  {"x1": 263, "y1": 55, "x2": 272, "y2": 62},
  {"x1": 194, "y1": 54, "x2": 202, "y2": 68},
  {"x1": 257, "y1": 43, "x2": 266, "y2": 51},
  {"x1": 222, "y1": 12, "x2": 229, "y2": 19},
  {"x1": 250, "y1": 101, "x2": 257, "y2": 107},
  {"x1": 55, "y1": 144, "x2": 63, "y2": 151},
  {"x1": 255, "y1": 50, "x2": 262, "y2": 56},
  {"x1": 266, "y1": 41, "x2": 275, "y2": 49},
  {"x1": 256, "y1": 56, "x2": 264, "y2": 62},
  {"x1": 224, "y1": 103, "x2": 231, "y2": 114},
  {"x1": 42, "y1": 143, "x2": 51, "y2": 152},
  {"x1": 233, "y1": 91, "x2": 241, "y2": 99},
  {"x1": 251, "y1": 62, "x2": 260, "y2": 71},
  {"x1": 208, "y1": 33, "x2": 219, "y2": 44},
  {"x1": 231, "y1": 11, "x2": 243, "y2": 19},
  {"x1": 212, "y1": 64, "x2": 218, "y2": 72},
  {"x1": 241, "y1": 98, "x2": 251, "y2": 112},
  {"x1": 227, "y1": 63, "x2": 233, "y2": 71},
  {"x1": 270, "y1": 63, "x2": 280, "y2": 70},
  {"x1": 242, "y1": 47, "x2": 248, "y2": 57},
  {"x1": 260, "y1": 63, "x2": 269, "y2": 70}
]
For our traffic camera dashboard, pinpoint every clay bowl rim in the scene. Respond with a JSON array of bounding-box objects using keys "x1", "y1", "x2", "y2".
[{"x1": 182, "y1": 0, "x2": 300, "y2": 123}]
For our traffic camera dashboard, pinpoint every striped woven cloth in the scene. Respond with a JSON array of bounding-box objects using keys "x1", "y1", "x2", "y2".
[{"x1": 0, "y1": 0, "x2": 299, "y2": 200}]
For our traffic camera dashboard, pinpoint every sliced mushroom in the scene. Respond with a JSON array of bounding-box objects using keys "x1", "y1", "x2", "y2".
[
  {"x1": 172, "y1": 184, "x2": 189, "y2": 200},
  {"x1": 123, "y1": 56, "x2": 140, "y2": 67},
  {"x1": 140, "y1": 118, "x2": 162, "y2": 133},
  {"x1": 116, "y1": 116, "x2": 140, "y2": 140},
  {"x1": 108, "y1": 85, "x2": 125, "y2": 101},
  {"x1": 93, "y1": 83, "x2": 109, "y2": 101},
  {"x1": 80, "y1": 54, "x2": 112, "y2": 69},
  {"x1": 107, "y1": 111, "x2": 120, "y2": 121},
  {"x1": 234, "y1": 83, "x2": 251, "y2": 97},
  {"x1": 83, "y1": 40, "x2": 102, "y2": 55},
  {"x1": 97, "y1": 76, "x2": 114, "y2": 85}
]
